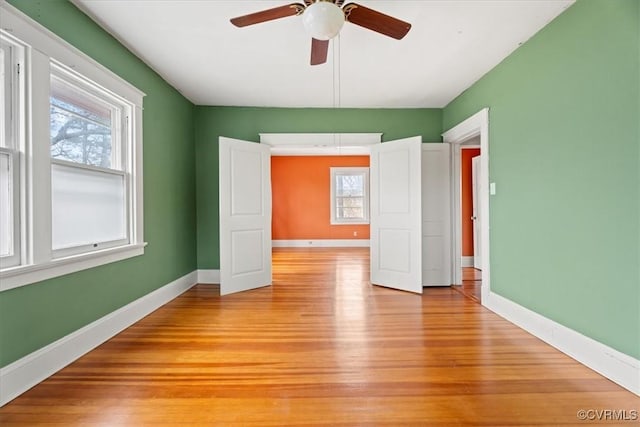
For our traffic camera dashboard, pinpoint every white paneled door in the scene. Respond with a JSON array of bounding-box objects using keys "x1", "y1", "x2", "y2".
[
  {"x1": 472, "y1": 155, "x2": 482, "y2": 270},
  {"x1": 370, "y1": 136, "x2": 423, "y2": 294},
  {"x1": 219, "y1": 137, "x2": 272, "y2": 296},
  {"x1": 422, "y1": 144, "x2": 451, "y2": 286}
]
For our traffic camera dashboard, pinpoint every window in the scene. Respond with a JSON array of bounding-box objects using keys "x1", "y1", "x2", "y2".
[
  {"x1": 0, "y1": 36, "x2": 22, "y2": 269},
  {"x1": 330, "y1": 167, "x2": 369, "y2": 224},
  {"x1": 50, "y1": 66, "x2": 128, "y2": 257},
  {"x1": 0, "y1": 4, "x2": 145, "y2": 292}
]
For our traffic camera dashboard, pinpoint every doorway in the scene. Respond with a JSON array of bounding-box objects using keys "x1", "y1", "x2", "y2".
[
  {"x1": 458, "y1": 144, "x2": 482, "y2": 302},
  {"x1": 460, "y1": 143, "x2": 481, "y2": 270},
  {"x1": 443, "y1": 108, "x2": 491, "y2": 304},
  {"x1": 219, "y1": 135, "x2": 424, "y2": 296}
]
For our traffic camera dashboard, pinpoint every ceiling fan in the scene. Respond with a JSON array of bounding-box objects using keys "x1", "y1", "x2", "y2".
[{"x1": 230, "y1": 0, "x2": 411, "y2": 66}]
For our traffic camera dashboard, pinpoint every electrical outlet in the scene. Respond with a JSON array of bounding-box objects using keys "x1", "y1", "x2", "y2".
[{"x1": 353, "y1": 231, "x2": 358, "y2": 237}]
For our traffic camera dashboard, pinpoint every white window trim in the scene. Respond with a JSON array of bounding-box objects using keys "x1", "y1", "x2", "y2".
[
  {"x1": 0, "y1": 35, "x2": 23, "y2": 269},
  {"x1": 330, "y1": 167, "x2": 370, "y2": 225},
  {"x1": 0, "y1": 3, "x2": 146, "y2": 292}
]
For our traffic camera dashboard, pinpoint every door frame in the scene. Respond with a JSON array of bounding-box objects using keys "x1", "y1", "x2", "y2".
[{"x1": 442, "y1": 108, "x2": 490, "y2": 303}]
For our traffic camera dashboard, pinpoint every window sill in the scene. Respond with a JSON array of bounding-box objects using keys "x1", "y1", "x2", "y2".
[
  {"x1": 330, "y1": 221, "x2": 370, "y2": 225},
  {"x1": 0, "y1": 243, "x2": 147, "y2": 292}
]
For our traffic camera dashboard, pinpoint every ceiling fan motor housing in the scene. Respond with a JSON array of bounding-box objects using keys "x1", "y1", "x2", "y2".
[{"x1": 302, "y1": 1, "x2": 346, "y2": 40}]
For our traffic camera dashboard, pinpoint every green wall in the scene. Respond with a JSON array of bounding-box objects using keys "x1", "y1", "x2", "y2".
[
  {"x1": 0, "y1": 1, "x2": 197, "y2": 366},
  {"x1": 443, "y1": 0, "x2": 640, "y2": 358},
  {"x1": 195, "y1": 107, "x2": 442, "y2": 269}
]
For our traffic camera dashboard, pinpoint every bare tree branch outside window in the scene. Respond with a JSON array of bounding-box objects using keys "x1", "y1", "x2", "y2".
[{"x1": 50, "y1": 96, "x2": 112, "y2": 168}]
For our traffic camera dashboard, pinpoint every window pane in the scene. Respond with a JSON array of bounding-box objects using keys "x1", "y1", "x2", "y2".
[
  {"x1": 337, "y1": 196, "x2": 364, "y2": 220},
  {"x1": 336, "y1": 174, "x2": 363, "y2": 197},
  {"x1": 0, "y1": 152, "x2": 12, "y2": 256},
  {"x1": 50, "y1": 77, "x2": 114, "y2": 168},
  {"x1": 52, "y1": 163, "x2": 126, "y2": 250}
]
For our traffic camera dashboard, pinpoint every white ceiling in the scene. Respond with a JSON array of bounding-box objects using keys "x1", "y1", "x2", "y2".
[{"x1": 73, "y1": 0, "x2": 574, "y2": 108}]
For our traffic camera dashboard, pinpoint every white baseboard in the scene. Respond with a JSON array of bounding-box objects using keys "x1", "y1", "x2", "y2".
[
  {"x1": 484, "y1": 291, "x2": 640, "y2": 396},
  {"x1": 0, "y1": 271, "x2": 198, "y2": 407},
  {"x1": 461, "y1": 256, "x2": 474, "y2": 267},
  {"x1": 197, "y1": 269, "x2": 220, "y2": 284},
  {"x1": 272, "y1": 239, "x2": 370, "y2": 248}
]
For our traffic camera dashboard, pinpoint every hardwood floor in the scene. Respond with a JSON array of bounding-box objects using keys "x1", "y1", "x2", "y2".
[
  {"x1": 1, "y1": 248, "x2": 638, "y2": 425},
  {"x1": 455, "y1": 267, "x2": 482, "y2": 302}
]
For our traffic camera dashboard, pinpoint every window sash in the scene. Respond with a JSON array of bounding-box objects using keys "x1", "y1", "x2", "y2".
[
  {"x1": 0, "y1": 149, "x2": 20, "y2": 266},
  {"x1": 50, "y1": 159, "x2": 129, "y2": 255},
  {"x1": 50, "y1": 67, "x2": 124, "y2": 171},
  {"x1": 0, "y1": 37, "x2": 22, "y2": 269}
]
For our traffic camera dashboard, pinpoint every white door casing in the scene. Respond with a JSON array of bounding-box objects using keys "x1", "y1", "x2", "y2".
[
  {"x1": 443, "y1": 107, "x2": 490, "y2": 301},
  {"x1": 471, "y1": 155, "x2": 482, "y2": 270},
  {"x1": 370, "y1": 136, "x2": 422, "y2": 294},
  {"x1": 219, "y1": 137, "x2": 272, "y2": 296},
  {"x1": 422, "y1": 144, "x2": 452, "y2": 286}
]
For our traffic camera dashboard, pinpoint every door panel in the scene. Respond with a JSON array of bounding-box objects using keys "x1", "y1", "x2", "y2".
[
  {"x1": 219, "y1": 137, "x2": 272, "y2": 296},
  {"x1": 422, "y1": 144, "x2": 452, "y2": 286},
  {"x1": 472, "y1": 155, "x2": 482, "y2": 270},
  {"x1": 370, "y1": 136, "x2": 422, "y2": 294}
]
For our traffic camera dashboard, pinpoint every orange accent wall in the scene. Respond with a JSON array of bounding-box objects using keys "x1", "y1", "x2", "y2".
[
  {"x1": 271, "y1": 156, "x2": 370, "y2": 240},
  {"x1": 461, "y1": 148, "x2": 481, "y2": 256}
]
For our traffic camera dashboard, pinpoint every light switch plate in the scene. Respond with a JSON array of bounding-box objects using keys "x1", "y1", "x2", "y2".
[{"x1": 490, "y1": 182, "x2": 496, "y2": 195}]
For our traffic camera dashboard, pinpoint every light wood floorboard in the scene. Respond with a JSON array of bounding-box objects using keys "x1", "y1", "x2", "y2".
[{"x1": 1, "y1": 248, "x2": 638, "y2": 425}]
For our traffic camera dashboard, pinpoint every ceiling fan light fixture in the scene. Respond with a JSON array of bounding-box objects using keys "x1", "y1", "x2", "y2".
[{"x1": 302, "y1": 1, "x2": 345, "y2": 40}]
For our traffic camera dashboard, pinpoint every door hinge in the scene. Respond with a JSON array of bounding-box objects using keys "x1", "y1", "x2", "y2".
[{"x1": 16, "y1": 63, "x2": 20, "y2": 75}]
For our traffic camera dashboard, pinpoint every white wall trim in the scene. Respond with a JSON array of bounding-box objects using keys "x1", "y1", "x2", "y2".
[
  {"x1": 443, "y1": 108, "x2": 490, "y2": 299},
  {"x1": 0, "y1": 2, "x2": 145, "y2": 104},
  {"x1": 461, "y1": 256, "x2": 474, "y2": 267},
  {"x1": 485, "y1": 290, "x2": 640, "y2": 396},
  {"x1": 0, "y1": 270, "x2": 197, "y2": 407},
  {"x1": 260, "y1": 133, "x2": 382, "y2": 156},
  {"x1": 272, "y1": 239, "x2": 370, "y2": 248},
  {"x1": 197, "y1": 269, "x2": 220, "y2": 284},
  {"x1": 0, "y1": 244, "x2": 147, "y2": 292}
]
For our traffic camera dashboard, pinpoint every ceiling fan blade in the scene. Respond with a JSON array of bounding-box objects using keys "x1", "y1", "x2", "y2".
[
  {"x1": 310, "y1": 38, "x2": 329, "y2": 65},
  {"x1": 230, "y1": 3, "x2": 305, "y2": 28},
  {"x1": 343, "y1": 3, "x2": 411, "y2": 40}
]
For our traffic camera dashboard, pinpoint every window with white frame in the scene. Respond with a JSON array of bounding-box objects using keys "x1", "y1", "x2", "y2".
[
  {"x1": 50, "y1": 66, "x2": 129, "y2": 257},
  {"x1": 0, "y1": 36, "x2": 22, "y2": 269},
  {"x1": 330, "y1": 167, "x2": 369, "y2": 224},
  {"x1": 0, "y1": 3, "x2": 145, "y2": 292}
]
